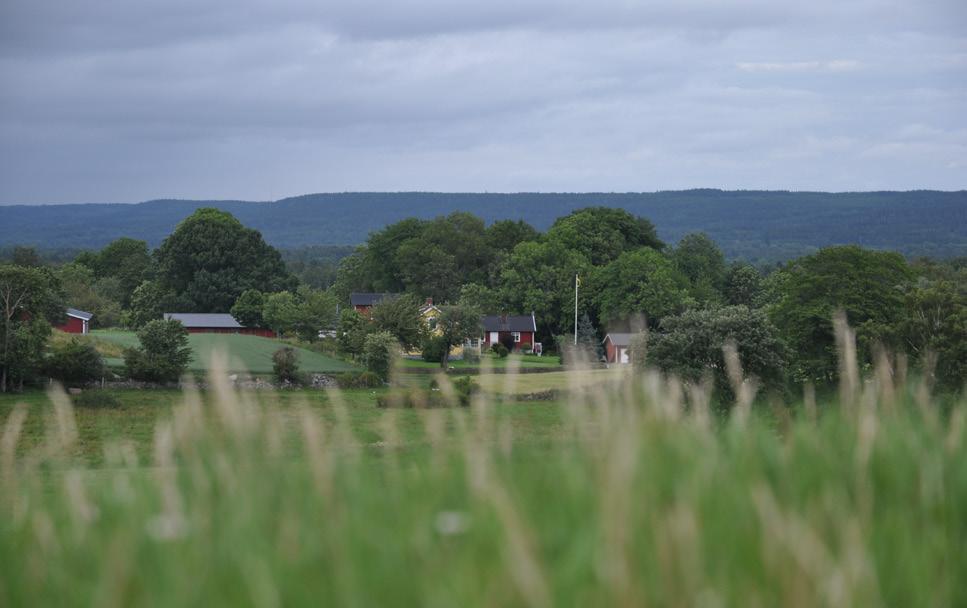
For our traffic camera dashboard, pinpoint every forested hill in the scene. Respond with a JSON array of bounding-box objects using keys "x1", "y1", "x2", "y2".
[{"x1": 2, "y1": 190, "x2": 965, "y2": 263}]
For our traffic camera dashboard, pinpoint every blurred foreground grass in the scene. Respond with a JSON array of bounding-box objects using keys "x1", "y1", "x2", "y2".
[{"x1": 0, "y1": 353, "x2": 965, "y2": 607}]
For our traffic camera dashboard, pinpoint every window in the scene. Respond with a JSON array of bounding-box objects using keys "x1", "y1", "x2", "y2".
[{"x1": 512, "y1": 331, "x2": 521, "y2": 343}]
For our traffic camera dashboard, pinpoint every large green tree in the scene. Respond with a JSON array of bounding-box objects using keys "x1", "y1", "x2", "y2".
[
  {"x1": 125, "y1": 280, "x2": 184, "y2": 329},
  {"x1": 546, "y1": 207, "x2": 663, "y2": 266},
  {"x1": 496, "y1": 240, "x2": 590, "y2": 338},
  {"x1": 592, "y1": 248, "x2": 690, "y2": 326},
  {"x1": 230, "y1": 289, "x2": 266, "y2": 328},
  {"x1": 650, "y1": 305, "x2": 787, "y2": 396},
  {"x1": 672, "y1": 232, "x2": 727, "y2": 303},
  {"x1": 262, "y1": 291, "x2": 300, "y2": 337},
  {"x1": 86, "y1": 238, "x2": 153, "y2": 307},
  {"x1": 896, "y1": 280, "x2": 966, "y2": 390},
  {"x1": 435, "y1": 305, "x2": 482, "y2": 368},
  {"x1": 770, "y1": 245, "x2": 912, "y2": 383},
  {"x1": 486, "y1": 220, "x2": 540, "y2": 254},
  {"x1": 370, "y1": 294, "x2": 426, "y2": 351},
  {"x1": 0, "y1": 265, "x2": 64, "y2": 391},
  {"x1": 724, "y1": 263, "x2": 765, "y2": 308},
  {"x1": 155, "y1": 208, "x2": 295, "y2": 312}
]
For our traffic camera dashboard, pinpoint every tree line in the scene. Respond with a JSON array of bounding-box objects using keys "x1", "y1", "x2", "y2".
[{"x1": 1, "y1": 206, "x2": 964, "y2": 393}]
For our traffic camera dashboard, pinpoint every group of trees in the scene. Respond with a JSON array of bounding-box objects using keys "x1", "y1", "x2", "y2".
[
  {"x1": 0, "y1": 255, "x2": 193, "y2": 391},
  {"x1": 337, "y1": 297, "x2": 482, "y2": 370},
  {"x1": 332, "y1": 208, "x2": 965, "y2": 392},
  {"x1": 2, "y1": 202, "x2": 964, "y2": 394},
  {"x1": 7, "y1": 208, "x2": 301, "y2": 333}
]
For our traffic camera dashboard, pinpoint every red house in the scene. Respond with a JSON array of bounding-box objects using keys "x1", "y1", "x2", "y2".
[
  {"x1": 55, "y1": 308, "x2": 93, "y2": 334},
  {"x1": 163, "y1": 313, "x2": 275, "y2": 337},
  {"x1": 602, "y1": 333, "x2": 633, "y2": 364},
  {"x1": 481, "y1": 314, "x2": 538, "y2": 352},
  {"x1": 350, "y1": 292, "x2": 399, "y2": 316}
]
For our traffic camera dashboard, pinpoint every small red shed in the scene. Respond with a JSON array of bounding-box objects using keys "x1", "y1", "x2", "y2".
[
  {"x1": 602, "y1": 333, "x2": 633, "y2": 364},
  {"x1": 55, "y1": 308, "x2": 93, "y2": 334},
  {"x1": 163, "y1": 313, "x2": 275, "y2": 337}
]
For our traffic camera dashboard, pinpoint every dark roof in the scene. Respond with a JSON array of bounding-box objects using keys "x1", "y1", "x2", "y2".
[
  {"x1": 602, "y1": 332, "x2": 634, "y2": 346},
  {"x1": 350, "y1": 292, "x2": 399, "y2": 307},
  {"x1": 163, "y1": 313, "x2": 242, "y2": 329},
  {"x1": 66, "y1": 307, "x2": 94, "y2": 321},
  {"x1": 481, "y1": 314, "x2": 536, "y2": 333}
]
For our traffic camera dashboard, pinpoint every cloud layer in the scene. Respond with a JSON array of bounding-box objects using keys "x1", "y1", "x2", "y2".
[{"x1": 1, "y1": 0, "x2": 965, "y2": 202}]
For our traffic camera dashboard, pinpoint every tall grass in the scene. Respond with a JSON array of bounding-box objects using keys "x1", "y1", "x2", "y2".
[{"x1": 0, "y1": 324, "x2": 964, "y2": 607}]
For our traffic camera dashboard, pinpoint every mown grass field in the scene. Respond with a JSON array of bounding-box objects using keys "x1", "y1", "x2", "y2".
[
  {"x1": 0, "y1": 387, "x2": 569, "y2": 465},
  {"x1": 1, "y1": 355, "x2": 964, "y2": 606},
  {"x1": 90, "y1": 330, "x2": 357, "y2": 374}
]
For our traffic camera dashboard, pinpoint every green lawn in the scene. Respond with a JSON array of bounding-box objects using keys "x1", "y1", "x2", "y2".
[
  {"x1": 92, "y1": 330, "x2": 357, "y2": 374},
  {"x1": 474, "y1": 368, "x2": 626, "y2": 394}
]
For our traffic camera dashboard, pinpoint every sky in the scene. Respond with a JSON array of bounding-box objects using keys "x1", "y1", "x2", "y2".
[{"x1": 0, "y1": 0, "x2": 965, "y2": 203}]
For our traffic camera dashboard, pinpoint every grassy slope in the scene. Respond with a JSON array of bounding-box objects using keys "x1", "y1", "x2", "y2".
[{"x1": 92, "y1": 330, "x2": 357, "y2": 373}]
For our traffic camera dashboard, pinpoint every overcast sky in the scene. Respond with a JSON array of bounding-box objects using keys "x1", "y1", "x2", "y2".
[{"x1": 1, "y1": 0, "x2": 965, "y2": 203}]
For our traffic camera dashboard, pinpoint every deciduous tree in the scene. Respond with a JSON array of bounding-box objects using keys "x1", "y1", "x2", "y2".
[
  {"x1": 592, "y1": 248, "x2": 689, "y2": 326},
  {"x1": 156, "y1": 208, "x2": 295, "y2": 312},
  {"x1": 650, "y1": 305, "x2": 787, "y2": 397},
  {"x1": 436, "y1": 305, "x2": 481, "y2": 368},
  {"x1": 770, "y1": 245, "x2": 912, "y2": 382},
  {"x1": 0, "y1": 264, "x2": 63, "y2": 391}
]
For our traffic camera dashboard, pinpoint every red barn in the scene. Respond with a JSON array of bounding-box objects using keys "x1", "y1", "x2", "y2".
[
  {"x1": 163, "y1": 313, "x2": 275, "y2": 337},
  {"x1": 350, "y1": 292, "x2": 399, "y2": 316},
  {"x1": 602, "y1": 333, "x2": 633, "y2": 364},
  {"x1": 55, "y1": 308, "x2": 93, "y2": 334},
  {"x1": 481, "y1": 314, "x2": 538, "y2": 352}
]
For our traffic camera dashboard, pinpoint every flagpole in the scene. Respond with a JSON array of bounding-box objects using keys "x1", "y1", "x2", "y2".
[{"x1": 574, "y1": 274, "x2": 579, "y2": 346}]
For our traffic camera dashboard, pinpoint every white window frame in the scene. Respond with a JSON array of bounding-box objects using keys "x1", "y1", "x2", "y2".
[{"x1": 511, "y1": 331, "x2": 521, "y2": 343}]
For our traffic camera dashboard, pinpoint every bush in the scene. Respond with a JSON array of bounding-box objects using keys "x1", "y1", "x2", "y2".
[
  {"x1": 452, "y1": 376, "x2": 479, "y2": 406},
  {"x1": 45, "y1": 338, "x2": 104, "y2": 385},
  {"x1": 363, "y1": 331, "x2": 399, "y2": 381},
  {"x1": 72, "y1": 390, "x2": 121, "y2": 409},
  {"x1": 421, "y1": 335, "x2": 449, "y2": 363},
  {"x1": 124, "y1": 319, "x2": 192, "y2": 382},
  {"x1": 334, "y1": 371, "x2": 383, "y2": 389},
  {"x1": 272, "y1": 347, "x2": 302, "y2": 384},
  {"x1": 462, "y1": 348, "x2": 480, "y2": 364},
  {"x1": 490, "y1": 343, "x2": 509, "y2": 358}
]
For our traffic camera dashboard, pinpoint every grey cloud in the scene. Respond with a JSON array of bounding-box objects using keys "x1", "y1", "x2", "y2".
[{"x1": 0, "y1": 0, "x2": 965, "y2": 203}]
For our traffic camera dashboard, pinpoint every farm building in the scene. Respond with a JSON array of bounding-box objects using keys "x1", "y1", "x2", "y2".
[
  {"x1": 481, "y1": 314, "x2": 539, "y2": 353},
  {"x1": 55, "y1": 308, "x2": 93, "y2": 334},
  {"x1": 163, "y1": 313, "x2": 275, "y2": 337},
  {"x1": 350, "y1": 292, "x2": 399, "y2": 315},
  {"x1": 602, "y1": 333, "x2": 633, "y2": 364}
]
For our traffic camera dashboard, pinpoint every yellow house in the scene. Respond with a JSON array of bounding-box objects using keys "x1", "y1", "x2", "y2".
[{"x1": 414, "y1": 298, "x2": 468, "y2": 357}]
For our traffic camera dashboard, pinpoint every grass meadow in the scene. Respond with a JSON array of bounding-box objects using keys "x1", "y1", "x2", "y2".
[{"x1": 0, "y1": 341, "x2": 965, "y2": 606}]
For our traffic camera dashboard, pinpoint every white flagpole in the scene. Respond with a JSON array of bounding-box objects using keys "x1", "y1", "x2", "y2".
[{"x1": 574, "y1": 274, "x2": 579, "y2": 346}]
